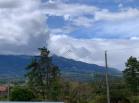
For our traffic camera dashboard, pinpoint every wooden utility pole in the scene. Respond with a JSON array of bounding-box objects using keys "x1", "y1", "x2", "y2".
[
  {"x1": 7, "y1": 80, "x2": 10, "y2": 101},
  {"x1": 105, "y1": 50, "x2": 110, "y2": 103}
]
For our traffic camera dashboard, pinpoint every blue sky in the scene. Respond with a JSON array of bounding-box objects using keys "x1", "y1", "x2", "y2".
[
  {"x1": 44, "y1": 0, "x2": 139, "y2": 40},
  {"x1": 44, "y1": 0, "x2": 139, "y2": 70},
  {"x1": 0, "y1": 0, "x2": 139, "y2": 70}
]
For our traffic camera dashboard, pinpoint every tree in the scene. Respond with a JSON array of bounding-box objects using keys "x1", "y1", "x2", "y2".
[
  {"x1": 26, "y1": 47, "x2": 61, "y2": 100},
  {"x1": 25, "y1": 59, "x2": 44, "y2": 99},
  {"x1": 48, "y1": 66, "x2": 62, "y2": 101},
  {"x1": 10, "y1": 86, "x2": 35, "y2": 101},
  {"x1": 123, "y1": 56, "x2": 139, "y2": 95}
]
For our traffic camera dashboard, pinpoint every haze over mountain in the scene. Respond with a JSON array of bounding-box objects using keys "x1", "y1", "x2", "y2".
[{"x1": 0, "y1": 55, "x2": 121, "y2": 81}]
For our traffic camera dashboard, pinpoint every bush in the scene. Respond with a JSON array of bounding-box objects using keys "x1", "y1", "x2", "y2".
[
  {"x1": 89, "y1": 95, "x2": 107, "y2": 103},
  {"x1": 10, "y1": 86, "x2": 35, "y2": 101},
  {"x1": 130, "y1": 96, "x2": 139, "y2": 103}
]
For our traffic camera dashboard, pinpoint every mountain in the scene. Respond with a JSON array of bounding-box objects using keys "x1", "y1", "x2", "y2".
[{"x1": 0, "y1": 55, "x2": 121, "y2": 82}]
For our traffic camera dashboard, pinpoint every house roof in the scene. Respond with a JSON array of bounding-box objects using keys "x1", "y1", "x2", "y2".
[{"x1": 0, "y1": 85, "x2": 8, "y2": 92}]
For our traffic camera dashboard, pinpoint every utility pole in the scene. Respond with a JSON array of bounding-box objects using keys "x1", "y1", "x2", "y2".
[
  {"x1": 105, "y1": 50, "x2": 110, "y2": 103},
  {"x1": 7, "y1": 80, "x2": 10, "y2": 101}
]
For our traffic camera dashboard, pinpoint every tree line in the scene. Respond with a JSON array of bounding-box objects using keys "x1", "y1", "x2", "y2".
[{"x1": 7, "y1": 47, "x2": 139, "y2": 103}]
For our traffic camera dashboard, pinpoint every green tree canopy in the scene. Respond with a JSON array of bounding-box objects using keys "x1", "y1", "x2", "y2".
[
  {"x1": 10, "y1": 86, "x2": 35, "y2": 101},
  {"x1": 123, "y1": 56, "x2": 139, "y2": 95},
  {"x1": 26, "y1": 47, "x2": 61, "y2": 100}
]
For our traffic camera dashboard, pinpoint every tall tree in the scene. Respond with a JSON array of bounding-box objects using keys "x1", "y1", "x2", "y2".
[
  {"x1": 26, "y1": 47, "x2": 61, "y2": 100},
  {"x1": 123, "y1": 56, "x2": 139, "y2": 95}
]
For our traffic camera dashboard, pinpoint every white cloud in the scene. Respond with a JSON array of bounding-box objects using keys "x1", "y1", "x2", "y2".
[
  {"x1": 93, "y1": 17, "x2": 139, "y2": 39},
  {"x1": 43, "y1": 1, "x2": 139, "y2": 38},
  {"x1": 72, "y1": 16, "x2": 95, "y2": 27},
  {"x1": 43, "y1": 1, "x2": 139, "y2": 23},
  {"x1": 130, "y1": 37, "x2": 139, "y2": 40},
  {"x1": 94, "y1": 8, "x2": 139, "y2": 21},
  {"x1": 42, "y1": 1, "x2": 98, "y2": 18},
  {"x1": 48, "y1": 34, "x2": 139, "y2": 70},
  {"x1": 0, "y1": 0, "x2": 20, "y2": 8},
  {"x1": 118, "y1": 3, "x2": 123, "y2": 8},
  {"x1": 0, "y1": 0, "x2": 48, "y2": 54}
]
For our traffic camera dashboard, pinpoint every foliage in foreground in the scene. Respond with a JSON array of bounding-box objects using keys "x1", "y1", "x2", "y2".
[
  {"x1": 10, "y1": 86, "x2": 35, "y2": 101},
  {"x1": 123, "y1": 56, "x2": 139, "y2": 95},
  {"x1": 26, "y1": 47, "x2": 61, "y2": 101},
  {"x1": 4, "y1": 49, "x2": 139, "y2": 103}
]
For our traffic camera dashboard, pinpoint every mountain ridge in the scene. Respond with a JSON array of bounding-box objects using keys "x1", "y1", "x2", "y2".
[{"x1": 0, "y1": 55, "x2": 121, "y2": 81}]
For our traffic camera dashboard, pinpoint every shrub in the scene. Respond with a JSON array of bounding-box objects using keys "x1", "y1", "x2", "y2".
[{"x1": 10, "y1": 86, "x2": 35, "y2": 101}]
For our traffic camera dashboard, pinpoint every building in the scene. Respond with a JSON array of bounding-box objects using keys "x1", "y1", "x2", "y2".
[{"x1": 0, "y1": 85, "x2": 8, "y2": 96}]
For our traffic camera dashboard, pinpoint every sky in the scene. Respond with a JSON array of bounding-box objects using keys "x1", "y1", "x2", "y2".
[{"x1": 0, "y1": 0, "x2": 139, "y2": 70}]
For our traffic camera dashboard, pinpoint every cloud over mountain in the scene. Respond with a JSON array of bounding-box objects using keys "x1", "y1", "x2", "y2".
[
  {"x1": 0, "y1": 0, "x2": 139, "y2": 70},
  {"x1": 48, "y1": 34, "x2": 139, "y2": 70},
  {"x1": 0, "y1": 0, "x2": 48, "y2": 54}
]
